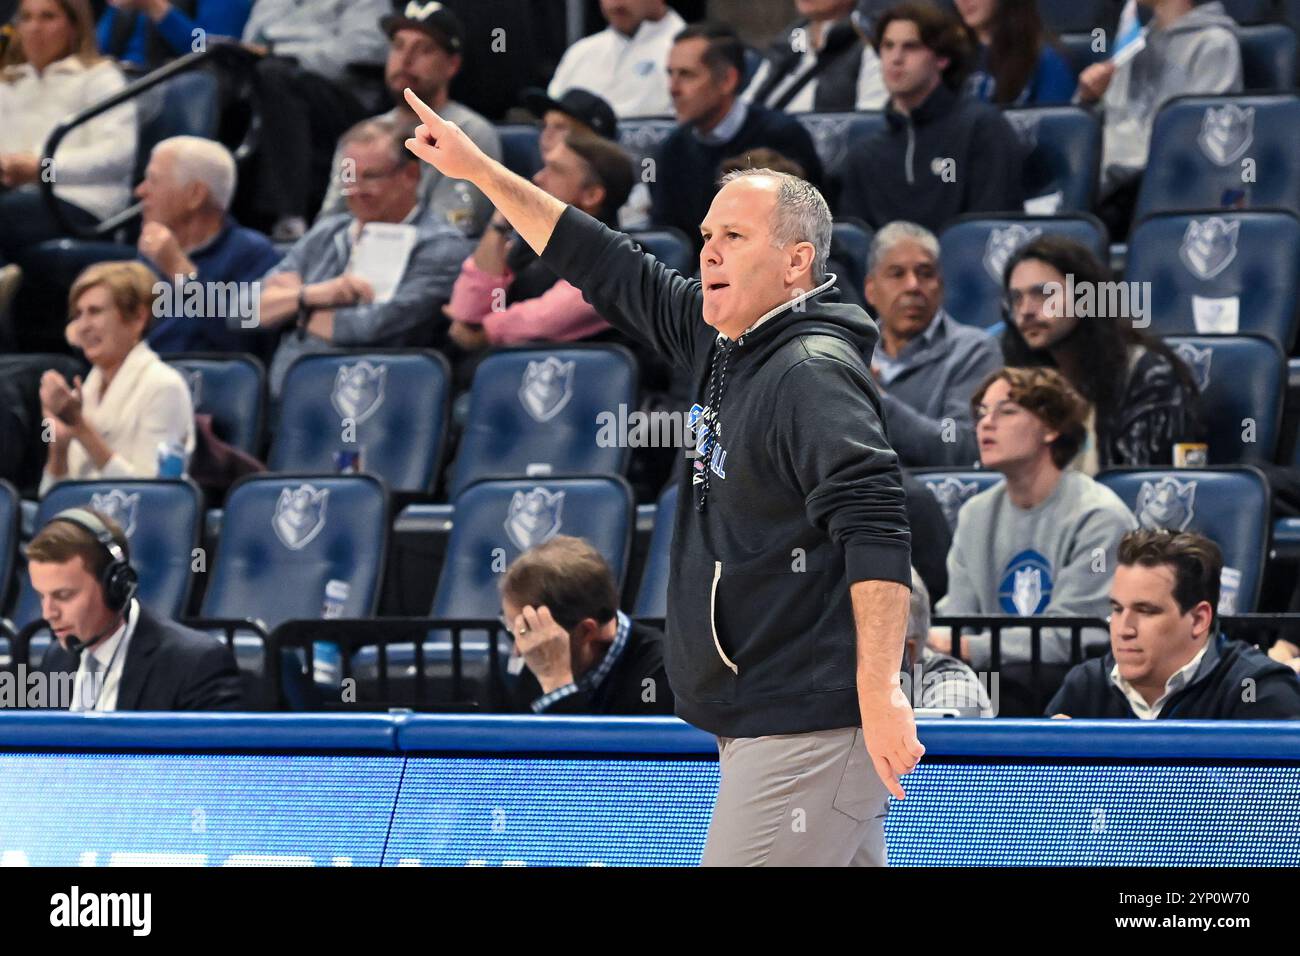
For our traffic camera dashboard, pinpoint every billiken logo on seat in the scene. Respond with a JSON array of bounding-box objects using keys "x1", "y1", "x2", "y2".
[
  {"x1": 272, "y1": 484, "x2": 329, "y2": 550},
  {"x1": 1179, "y1": 217, "x2": 1240, "y2": 281},
  {"x1": 89, "y1": 489, "x2": 140, "y2": 538},
  {"x1": 1197, "y1": 104, "x2": 1254, "y2": 167},
  {"x1": 331, "y1": 361, "x2": 387, "y2": 426},
  {"x1": 519, "y1": 357, "x2": 575, "y2": 423},
  {"x1": 505, "y1": 488, "x2": 565, "y2": 551}
]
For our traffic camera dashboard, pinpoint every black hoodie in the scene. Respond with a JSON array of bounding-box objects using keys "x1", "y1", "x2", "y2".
[
  {"x1": 1046, "y1": 633, "x2": 1300, "y2": 719},
  {"x1": 542, "y1": 207, "x2": 912, "y2": 737}
]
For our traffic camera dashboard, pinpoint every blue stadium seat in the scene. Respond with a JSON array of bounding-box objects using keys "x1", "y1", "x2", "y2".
[
  {"x1": 1166, "y1": 335, "x2": 1285, "y2": 464},
  {"x1": 831, "y1": 218, "x2": 873, "y2": 298},
  {"x1": 617, "y1": 118, "x2": 677, "y2": 172},
  {"x1": 1134, "y1": 94, "x2": 1300, "y2": 220},
  {"x1": 497, "y1": 123, "x2": 542, "y2": 179},
  {"x1": 0, "y1": 480, "x2": 18, "y2": 614},
  {"x1": 447, "y1": 345, "x2": 639, "y2": 498},
  {"x1": 199, "y1": 474, "x2": 388, "y2": 630},
  {"x1": 1238, "y1": 24, "x2": 1298, "y2": 91},
  {"x1": 12, "y1": 479, "x2": 202, "y2": 627},
  {"x1": 269, "y1": 351, "x2": 450, "y2": 494},
  {"x1": 352, "y1": 477, "x2": 634, "y2": 700},
  {"x1": 22, "y1": 239, "x2": 135, "y2": 296},
  {"x1": 166, "y1": 353, "x2": 266, "y2": 456},
  {"x1": 911, "y1": 469, "x2": 1005, "y2": 532},
  {"x1": 1125, "y1": 210, "x2": 1300, "y2": 352},
  {"x1": 938, "y1": 214, "x2": 1108, "y2": 328},
  {"x1": 1003, "y1": 107, "x2": 1101, "y2": 213},
  {"x1": 629, "y1": 228, "x2": 694, "y2": 275},
  {"x1": 798, "y1": 111, "x2": 887, "y2": 185},
  {"x1": 1036, "y1": 0, "x2": 1117, "y2": 34},
  {"x1": 1097, "y1": 467, "x2": 1271, "y2": 613},
  {"x1": 1222, "y1": 0, "x2": 1282, "y2": 24},
  {"x1": 633, "y1": 481, "x2": 678, "y2": 619}
]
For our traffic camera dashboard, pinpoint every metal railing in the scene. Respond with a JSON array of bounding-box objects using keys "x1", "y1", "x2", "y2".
[{"x1": 39, "y1": 38, "x2": 257, "y2": 238}]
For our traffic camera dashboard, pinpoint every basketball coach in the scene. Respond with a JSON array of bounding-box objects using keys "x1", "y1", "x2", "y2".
[{"x1": 405, "y1": 89, "x2": 923, "y2": 866}]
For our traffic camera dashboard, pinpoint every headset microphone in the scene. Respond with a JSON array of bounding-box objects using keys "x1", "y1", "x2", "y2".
[{"x1": 42, "y1": 508, "x2": 138, "y2": 658}]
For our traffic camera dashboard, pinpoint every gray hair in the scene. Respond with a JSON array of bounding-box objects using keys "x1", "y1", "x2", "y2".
[
  {"x1": 155, "y1": 135, "x2": 237, "y2": 212},
  {"x1": 867, "y1": 220, "x2": 940, "y2": 276},
  {"x1": 339, "y1": 114, "x2": 415, "y2": 166},
  {"x1": 905, "y1": 566, "x2": 931, "y2": 648},
  {"x1": 718, "y1": 168, "x2": 833, "y2": 283}
]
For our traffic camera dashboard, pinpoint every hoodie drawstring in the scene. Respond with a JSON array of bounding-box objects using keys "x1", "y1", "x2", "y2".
[{"x1": 695, "y1": 336, "x2": 735, "y2": 512}]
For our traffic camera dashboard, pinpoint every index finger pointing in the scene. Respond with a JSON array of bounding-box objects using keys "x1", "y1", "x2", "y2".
[{"x1": 404, "y1": 87, "x2": 443, "y2": 129}]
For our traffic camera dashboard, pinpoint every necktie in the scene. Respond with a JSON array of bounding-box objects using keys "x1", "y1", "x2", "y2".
[{"x1": 76, "y1": 654, "x2": 102, "y2": 712}]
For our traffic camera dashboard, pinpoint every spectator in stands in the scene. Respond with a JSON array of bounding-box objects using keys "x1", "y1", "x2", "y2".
[
  {"x1": 524, "y1": 87, "x2": 619, "y2": 153},
  {"x1": 932, "y1": 367, "x2": 1137, "y2": 670},
  {"x1": 1269, "y1": 639, "x2": 1300, "y2": 675},
  {"x1": 955, "y1": 0, "x2": 1075, "y2": 105},
  {"x1": 501, "y1": 535, "x2": 674, "y2": 716},
  {"x1": 864, "y1": 221, "x2": 1001, "y2": 467},
  {"x1": 838, "y1": 2, "x2": 1024, "y2": 232},
  {"x1": 28, "y1": 508, "x2": 244, "y2": 711},
  {"x1": 652, "y1": 22, "x2": 823, "y2": 248},
  {"x1": 97, "y1": 0, "x2": 252, "y2": 72},
  {"x1": 745, "y1": 0, "x2": 887, "y2": 112},
  {"x1": 0, "y1": 0, "x2": 136, "y2": 266},
  {"x1": 1001, "y1": 235, "x2": 1205, "y2": 472},
  {"x1": 1048, "y1": 529, "x2": 1300, "y2": 719},
  {"x1": 239, "y1": 0, "x2": 389, "y2": 239},
  {"x1": 254, "y1": 115, "x2": 470, "y2": 396},
  {"x1": 127, "y1": 136, "x2": 283, "y2": 356},
  {"x1": 548, "y1": 0, "x2": 686, "y2": 118},
  {"x1": 317, "y1": 1, "x2": 501, "y2": 237},
  {"x1": 904, "y1": 567, "x2": 994, "y2": 715},
  {"x1": 1076, "y1": 0, "x2": 1241, "y2": 236},
  {"x1": 40, "y1": 262, "x2": 195, "y2": 495},
  {"x1": 445, "y1": 131, "x2": 634, "y2": 353}
]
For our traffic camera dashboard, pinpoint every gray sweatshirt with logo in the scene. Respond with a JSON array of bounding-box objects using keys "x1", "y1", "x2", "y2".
[{"x1": 935, "y1": 469, "x2": 1137, "y2": 669}]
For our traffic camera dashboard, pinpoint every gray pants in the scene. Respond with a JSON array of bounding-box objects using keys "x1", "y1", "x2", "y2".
[{"x1": 701, "y1": 727, "x2": 891, "y2": 867}]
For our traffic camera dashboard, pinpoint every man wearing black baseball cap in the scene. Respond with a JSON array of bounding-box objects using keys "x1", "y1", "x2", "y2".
[
  {"x1": 523, "y1": 88, "x2": 619, "y2": 152},
  {"x1": 317, "y1": 0, "x2": 502, "y2": 236}
]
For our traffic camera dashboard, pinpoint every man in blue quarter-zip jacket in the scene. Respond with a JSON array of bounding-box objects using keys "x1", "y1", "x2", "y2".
[
  {"x1": 839, "y1": 2, "x2": 1025, "y2": 232},
  {"x1": 404, "y1": 86, "x2": 925, "y2": 867}
]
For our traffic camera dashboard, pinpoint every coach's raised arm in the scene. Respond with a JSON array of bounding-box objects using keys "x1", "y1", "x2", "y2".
[{"x1": 405, "y1": 87, "x2": 923, "y2": 867}]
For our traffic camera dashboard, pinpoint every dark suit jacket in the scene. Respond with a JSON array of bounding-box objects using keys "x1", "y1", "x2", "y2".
[{"x1": 38, "y1": 603, "x2": 245, "y2": 711}]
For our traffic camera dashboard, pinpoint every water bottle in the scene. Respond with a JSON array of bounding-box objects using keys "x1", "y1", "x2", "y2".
[
  {"x1": 315, "y1": 579, "x2": 350, "y2": 685},
  {"x1": 156, "y1": 441, "x2": 186, "y2": 478}
]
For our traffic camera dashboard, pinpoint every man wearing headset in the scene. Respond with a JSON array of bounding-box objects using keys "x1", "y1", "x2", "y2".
[{"x1": 26, "y1": 508, "x2": 244, "y2": 711}]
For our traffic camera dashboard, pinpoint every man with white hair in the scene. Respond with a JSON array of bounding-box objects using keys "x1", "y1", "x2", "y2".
[
  {"x1": 140, "y1": 136, "x2": 283, "y2": 355},
  {"x1": 863, "y1": 221, "x2": 1000, "y2": 467},
  {"x1": 406, "y1": 89, "x2": 923, "y2": 867}
]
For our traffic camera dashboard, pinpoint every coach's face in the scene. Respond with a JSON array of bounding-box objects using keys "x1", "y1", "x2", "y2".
[
  {"x1": 1109, "y1": 563, "x2": 1212, "y2": 692},
  {"x1": 29, "y1": 556, "x2": 116, "y2": 651},
  {"x1": 699, "y1": 176, "x2": 815, "y2": 340}
]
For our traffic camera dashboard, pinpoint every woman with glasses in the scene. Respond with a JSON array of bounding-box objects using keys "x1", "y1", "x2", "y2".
[{"x1": 1000, "y1": 235, "x2": 1205, "y2": 473}]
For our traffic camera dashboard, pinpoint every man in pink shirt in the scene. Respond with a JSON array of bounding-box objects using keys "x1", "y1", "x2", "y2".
[{"x1": 445, "y1": 131, "x2": 635, "y2": 353}]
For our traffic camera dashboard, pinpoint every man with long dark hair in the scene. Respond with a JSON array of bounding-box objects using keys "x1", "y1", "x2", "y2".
[{"x1": 1000, "y1": 235, "x2": 1205, "y2": 471}]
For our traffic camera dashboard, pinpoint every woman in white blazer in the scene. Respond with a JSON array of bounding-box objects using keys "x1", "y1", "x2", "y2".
[
  {"x1": 40, "y1": 261, "x2": 195, "y2": 495},
  {"x1": 0, "y1": 0, "x2": 136, "y2": 261}
]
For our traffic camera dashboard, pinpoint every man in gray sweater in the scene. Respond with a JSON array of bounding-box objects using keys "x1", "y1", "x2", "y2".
[
  {"x1": 932, "y1": 367, "x2": 1137, "y2": 671},
  {"x1": 864, "y1": 222, "x2": 1002, "y2": 467}
]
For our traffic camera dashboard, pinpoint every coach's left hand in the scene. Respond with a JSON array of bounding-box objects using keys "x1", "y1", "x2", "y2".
[
  {"x1": 860, "y1": 686, "x2": 925, "y2": 800},
  {"x1": 513, "y1": 605, "x2": 576, "y2": 693}
]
